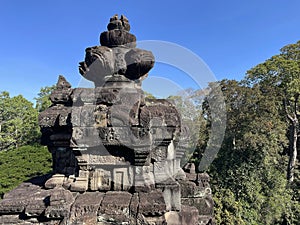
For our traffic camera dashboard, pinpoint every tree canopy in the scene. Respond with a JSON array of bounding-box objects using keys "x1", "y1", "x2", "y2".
[
  {"x1": 197, "y1": 41, "x2": 300, "y2": 224},
  {"x1": 246, "y1": 40, "x2": 300, "y2": 183},
  {"x1": 34, "y1": 85, "x2": 55, "y2": 112},
  {"x1": 0, "y1": 92, "x2": 40, "y2": 151}
]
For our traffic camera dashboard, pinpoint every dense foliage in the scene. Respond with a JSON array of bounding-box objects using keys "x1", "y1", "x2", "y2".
[
  {"x1": 0, "y1": 86, "x2": 53, "y2": 199},
  {"x1": 246, "y1": 41, "x2": 300, "y2": 183},
  {"x1": 34, "y1": 85, "x2": 55, "y2": 112},
  {"x1": 196, "y1": 41, "x2": 300, "y2": 224},
  {"x1": 0, "y1": 145, "x2": 52, "y2": 199},
  {"x1": 203, "y1": 80, "x2": 300, "y2": 224},
  {"x1": 0, "y1": 92, "x2": 40, "y2": 150}
]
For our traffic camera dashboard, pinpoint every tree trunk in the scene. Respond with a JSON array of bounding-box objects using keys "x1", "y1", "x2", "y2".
[{"x1": 287, "y1": 120, "x2": 298, "y2": 183}]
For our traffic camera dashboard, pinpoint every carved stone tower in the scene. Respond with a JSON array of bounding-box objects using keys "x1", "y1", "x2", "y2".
[{"x1": 0, "y1": 15, "x2": 214, "y2": 225}]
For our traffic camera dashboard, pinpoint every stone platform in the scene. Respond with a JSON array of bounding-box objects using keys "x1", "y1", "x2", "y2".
[{"x1": 0, "y1": 175, "x2": 208, "y2": 225}]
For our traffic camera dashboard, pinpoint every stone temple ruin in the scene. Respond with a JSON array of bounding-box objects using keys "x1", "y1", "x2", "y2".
[{"x1": 0, "y1": 15, "x2": 214, "y2": 225}]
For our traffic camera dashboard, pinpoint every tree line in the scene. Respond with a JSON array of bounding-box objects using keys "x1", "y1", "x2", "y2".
[{"x1": 196, "y1": 40, "x2": 300, "y2": 224}]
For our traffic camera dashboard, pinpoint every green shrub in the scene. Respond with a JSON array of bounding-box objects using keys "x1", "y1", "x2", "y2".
[{"x1": 0, "y1": 145, "x2": 52, "y2": 199}]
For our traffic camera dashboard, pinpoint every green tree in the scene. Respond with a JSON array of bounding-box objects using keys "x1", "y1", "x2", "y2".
[
  {"x1": 203, "y1": 80, "x2": 299, "y2": 224},
  {"x1": 167, "y1": 89, "x2": 209, "y2": 165},
  {"x1": 0, "y1": 92, "x2": 39, "y2": 151},
  {"x1": 0, "y1": 145, "x2": 52, "y2": 199},
  {"x1": 34, "y1": 85, "x2": 55, "y2": 112},
  {"x1": 246, "y1": 41, "x2": 300, "y2": 183}
]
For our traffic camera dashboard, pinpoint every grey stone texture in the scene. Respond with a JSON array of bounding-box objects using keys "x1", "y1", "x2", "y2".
[{"x1": 0, "y1": 15, "x2": 215, "y2": 225}]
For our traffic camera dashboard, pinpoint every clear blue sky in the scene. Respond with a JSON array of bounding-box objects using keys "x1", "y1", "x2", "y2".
[{"x1": 1, "y1": 0, "x2": 300, "y2": 102}]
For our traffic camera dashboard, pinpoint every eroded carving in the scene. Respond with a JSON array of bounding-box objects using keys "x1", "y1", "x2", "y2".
[{"x1": 0, "y1": 15, "x2": 215, "y2": 225}]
